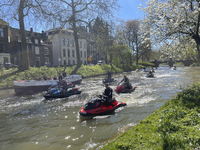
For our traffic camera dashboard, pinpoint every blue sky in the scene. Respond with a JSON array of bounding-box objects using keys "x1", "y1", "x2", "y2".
[
  {"x1": 118, "y1": 0, "x2": 147, "y2": 21},
  {"x1": 7, "y1": 0, "x2": 147, "y2": 32}
]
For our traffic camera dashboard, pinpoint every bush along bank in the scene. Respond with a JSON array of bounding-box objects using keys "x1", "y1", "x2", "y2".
[
  {"x1": 0, "y1": 64, "x2": 144, "y2": 88},
  {"x1": 101, "y1": 83, "x2": 200, "y2": 150}
]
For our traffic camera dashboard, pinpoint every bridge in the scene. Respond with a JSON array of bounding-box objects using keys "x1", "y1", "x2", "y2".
[{"x1": 150, "y1": 58, "x2": 194, "y2": 67}]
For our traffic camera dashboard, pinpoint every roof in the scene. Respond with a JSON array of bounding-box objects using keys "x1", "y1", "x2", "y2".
[{"x1": 0, "y1": 19, "x2": 9, "y2": 26}]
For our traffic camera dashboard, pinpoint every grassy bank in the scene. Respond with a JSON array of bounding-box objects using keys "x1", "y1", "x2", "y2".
[
  {"x1": 0, "y1": 64, "x2": 144, "y2": 88},
  {"x1": 101, "y1": 83, "x2": 200, "y2": 150}
]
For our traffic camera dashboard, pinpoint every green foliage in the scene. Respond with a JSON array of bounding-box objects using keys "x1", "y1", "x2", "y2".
[
  {"x1": 138, "y1": 61, "x2": 155, "y2": 67},
  {"x1": 190, "y1": 63, "x2": 200, "y2": 67},
  {"x1": 0, "y1": 64, "x2": 124, "y2": 87},
  {"x1": 174, "y1": 62, "x2": 183, "y2": 65},
  {"x1": 160, "y1": 63, "x2": 168, "y2": 65},
  {"x1": 101, "y1": 83, "x2": 200, "y2": 150},
  {"x1": 111, "y1": 44, "x2": 133, "y2": 68}
]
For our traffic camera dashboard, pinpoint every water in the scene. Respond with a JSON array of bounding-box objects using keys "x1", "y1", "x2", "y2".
[{"x1": 0, "y1": 66, "x2": 199, "y2": 150}]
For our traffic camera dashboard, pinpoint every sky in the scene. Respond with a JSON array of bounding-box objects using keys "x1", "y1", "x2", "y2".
[
  {"x1": 5, "y1": 0, "x2": 148, "y2": 32},
  {"x1": 118, "y1": 0, "x2": 147, "y2": 21}
]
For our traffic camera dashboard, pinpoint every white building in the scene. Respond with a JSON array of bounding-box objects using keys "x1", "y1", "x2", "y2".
[
  {"x1": 46, "y1": 28, "x2": 87, "y2": 66},
  {"x1": 0, "y1": 53, "x2": 10, "y2": 64}
]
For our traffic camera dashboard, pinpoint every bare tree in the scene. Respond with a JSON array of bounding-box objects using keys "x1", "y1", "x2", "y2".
[
  {"x1": 39, "y1": 0, "x2": 119, "y2": 74},
  {"x1": 123, "y1": 19, "x2": 151, "y2": 64},
  {"x1": 0, "y1": 0, "x2": 47, "y2": 70}
]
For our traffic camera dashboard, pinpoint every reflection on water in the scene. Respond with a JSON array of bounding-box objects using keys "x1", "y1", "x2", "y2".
[{"x1": 0, "y1": 66, "x2": 199, "y2": 150}]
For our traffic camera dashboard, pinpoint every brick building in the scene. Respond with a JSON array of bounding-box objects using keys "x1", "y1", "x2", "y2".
[
  {"x1": 8, "y1": 27, "x2": 53, "y2": 67},
  {"x1": 0, "y1": 19, "x2": 10, "y2": 63}
]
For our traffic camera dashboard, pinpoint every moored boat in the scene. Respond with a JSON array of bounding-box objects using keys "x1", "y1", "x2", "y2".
[{"x1": 13, "y1": 75, "x2": 82, "y2": 95}]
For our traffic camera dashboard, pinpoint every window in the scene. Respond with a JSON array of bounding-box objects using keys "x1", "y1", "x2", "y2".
[
  {"x1": 35, "y1": 46, "x2": 40, "y2": 55},
  {"x1": 0, "y1": 44, "x2": 4, "y2": 53},
  {"x1": 45, "y1": 57, "x2": 49, "y2": 63},
  {"x1": 35, "y1": 39, "x2": 38, "y2": 44},
  {"x1": 0, "y1": 28, "x2": 3, "y2": 37},
  {"x1": 84, "y1": 51, "x2": 86, "y2": 58},
  {"x1": 14, "y1": 57, "x2": 17, "y2": 64},
  {"x1": 67, "y1": 39, "x2": 70, "y2": 46},
  {"x1": 85, "y1": 61, "x2": 86, "y2": 65},
  {"x1": 46, "y1": 32, "x2": 49, "y2": 36},
  {"x1": 68, "y1": 49, "x2": 70, "y2": 57},
  {"x1": 44, "y1": 48, "x2": 49, "y2": 55},
  {"x1": 72, "y1": 50, "x2": 75, "y2": 57},
  {"x1": 71, "y1": 40, "x2": 74, "y2": 47},
  {"x1": 80, "y1": 41, "x2": 82, "y2": 48},
  {"x1": 64, "y1": 60, "x2": 66, "y2": 65},
  {"x1": 84, "y1": 42, "x2": 86, "y2": 49},
  {"x1": 62, "y1": 38, "x2": 65, "y2": 45},
  {"x1": 35, "y1": 57, "x2": 40, "y2": 67},
  {"x1": 63, "y1": 49, "x2": 66, "y2": 57},
  {"x1": 80, "y1": 51, "x2": 82, "y2": 58},
  {"x1": 4, "y1": 57, "x2": 8, "y2": 63},
  {"x1": 73, "y1": 60, "x2": 75, "y2": 64},
  {"x1": 68, "y1": 60, "x2": 70, "y2": 65}
]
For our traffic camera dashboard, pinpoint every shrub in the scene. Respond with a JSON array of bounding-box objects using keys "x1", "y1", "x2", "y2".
[
  {"x1": 138, "y1": 61, "x2": 155, "y2": 67},
  {"x1": 190, "y1": 62, "x2": 200, "y2": 67}
]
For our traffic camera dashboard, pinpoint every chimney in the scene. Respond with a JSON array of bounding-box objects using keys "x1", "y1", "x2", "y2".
[{"x1": 30, "y1": 28, "x2": 33, "y2": 33}]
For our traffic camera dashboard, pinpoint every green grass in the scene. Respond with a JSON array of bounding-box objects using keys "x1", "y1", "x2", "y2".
[
  {"x1": 174, "y1": 62, "x2": 184, "y2": 65},
  {"x1": 0, "y1": 63, "x2": 145, "y2": 88},
  {"x1": 190, "y1": 63, "x2": 200, "y2": 67},
  {"x1": 138, "y1": 61, "x2": 155, "y2": 67},
  {"x1": 160, "y1": 63, "x2": 168, "y2": 65},
  {"x1": 101, "y1": 83, "x2": 200, "y2": 150}
]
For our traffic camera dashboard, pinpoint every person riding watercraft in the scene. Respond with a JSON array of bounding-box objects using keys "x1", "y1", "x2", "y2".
[
  {"x1": 62, "y1": 71, "x2": 67, "y2": 77},
  {"x1": 79, "y1": 95, "x2": 127, "y2": 117},
  {"x1": 103, "y1": 71, "x2": 116, "y2": 84},
  {"x1": 60, "y1": 79, "x2": 68, "y2": 94},
  {"x1": 147, "y1": 70, "x2": 154, "y2": 78},
  {"x1": 107, "y1": 71, "x2": 111, "y2": 79},
  {"x1": 58, "y1": 73, "x2": 63, "y2": 81},
  {"x1": 103, "y1": 84, "x2": 114, "y2": 106},
  {"x1": 151, "y1": 67, "x2": 155, "y2": 73},
  {"x1": 120, "y1": 75, "x2": 131, "y2": 89}
]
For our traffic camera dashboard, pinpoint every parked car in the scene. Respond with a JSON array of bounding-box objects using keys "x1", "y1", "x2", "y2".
[
  {"x1": 1, "y1": 63, "x2": 19, "y2": 69},
  {"x1": 97, "y1": 60, "x2": 105, "y2": 65},
  {"x1": 45, "y1": 63, "x2": 54, "y2": 67}
]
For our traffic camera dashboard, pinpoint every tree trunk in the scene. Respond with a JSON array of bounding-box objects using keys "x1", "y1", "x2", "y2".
[
  {"x1": 70, "y1": 0, "x2": 82, "y2": 75},
  {"x1": 18, "y1": 0, "x2": 29, "y2": 70},
  {"x1": 196, "y1": 42, "x2": 200, "y2": 63},
  {"x1": 135, "y1": 35, "x2": 139, "y2": 65}
]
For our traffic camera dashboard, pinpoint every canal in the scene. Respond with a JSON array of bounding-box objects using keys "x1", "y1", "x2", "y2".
[{"x1": 0, "y1": 66, "x2": 200, "y2": 150}]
